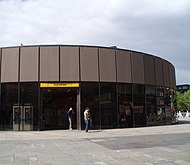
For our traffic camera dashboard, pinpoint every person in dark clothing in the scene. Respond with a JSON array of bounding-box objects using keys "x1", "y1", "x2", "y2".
[{"x1": 67, "y1": 107, "x2": 74, "y2": 130}]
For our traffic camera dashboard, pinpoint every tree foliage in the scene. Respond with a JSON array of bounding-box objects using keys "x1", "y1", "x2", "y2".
[{"x1": 176, "y1": 90, "x2": 190, "y2": 111}]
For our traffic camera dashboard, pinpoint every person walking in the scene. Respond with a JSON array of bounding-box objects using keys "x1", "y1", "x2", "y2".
[
  {"x1": 40, "y1": 112, "x2": 45, "y2": 130},
  {"x1": 67, "y1": 107, "x2": 74, "y2": 130},
  {"x1": 84, "y1": 107, "x2": 90, "y2": 132}
]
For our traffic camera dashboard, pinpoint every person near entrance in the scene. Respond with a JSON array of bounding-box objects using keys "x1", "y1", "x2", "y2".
[
  {"x1": 84, "y1": 107, "x2": 91, "y2": 132},
  {"x1": 67, "y1": 107, "x2": 74, "y2": 130},
  {"x1": 40, "y1": 112, "x2": 45, "y2": 130}
]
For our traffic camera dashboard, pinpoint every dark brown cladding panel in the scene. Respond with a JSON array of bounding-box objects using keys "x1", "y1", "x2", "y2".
[
  {"x1": 0, "y1": 45, "x2": 176, "y2": 89},
  {"x1": 169, "y1": 64, "x2": 176, "y2": 89},
  {"x1": 99, "y1": 48, "x2": 116, "y2": 82},
  {"x1": 20, "y1": 47, "x2": 38, "y2": 82},
  {"x1": 144, "y1": 55, "x2": 155, "y2": 85},
  {"x1": 155, "y1": 57, "x2": 164, "y2": 86},
  {"x1": 1, "y1": 48, "x2": 19, "y2": 82},
  {"x1": 131, "y1": 52, "x2": 145, "y2": 84},
  {"x1": 40, "y1": 46, "x2": 59, "y2": 81},
  {"x1": 163, "y1": 60, "x2": 170, "y2": 87},
  {"x1": 60, "y1": 46, "x2": 79, "y2": 81},
  {"x1": 116, "y1": 50, "x2": 132, "y2": 83},
  {"x1": 80, "y1": 47, "x2": 99, "y2": 81}
]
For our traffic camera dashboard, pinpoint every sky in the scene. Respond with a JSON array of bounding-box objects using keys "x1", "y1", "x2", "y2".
[{"x1": 0, "y1": 0, "x2": 189, "y2": 85}]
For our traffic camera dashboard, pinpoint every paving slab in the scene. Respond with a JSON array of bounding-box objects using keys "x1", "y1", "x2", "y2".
[{"x1": 0, "y1": 119, "x2": 190, "y2": 165}]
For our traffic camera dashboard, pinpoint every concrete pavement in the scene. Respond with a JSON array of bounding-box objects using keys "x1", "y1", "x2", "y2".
[{"x1": 0, "y1": 119, "x2": 190, "y2": 165}]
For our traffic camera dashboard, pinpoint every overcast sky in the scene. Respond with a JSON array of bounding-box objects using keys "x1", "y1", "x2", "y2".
[{"x1": 0, "y1": 0, "x2": 189, "y2": 85}]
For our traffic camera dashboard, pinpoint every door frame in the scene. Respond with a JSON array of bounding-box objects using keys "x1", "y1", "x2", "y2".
[{"x1": 40, "y1": 83, "x2": 81, "y2": 130}]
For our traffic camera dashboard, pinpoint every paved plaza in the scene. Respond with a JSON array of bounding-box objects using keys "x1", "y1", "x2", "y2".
[{"x1": 0, "y1": 119, "x2": 190, "y2": 165}]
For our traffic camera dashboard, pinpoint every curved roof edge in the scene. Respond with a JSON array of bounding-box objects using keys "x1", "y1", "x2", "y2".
[{"x1": 0, "y1": 44, "x2": 174, "y2": 66}]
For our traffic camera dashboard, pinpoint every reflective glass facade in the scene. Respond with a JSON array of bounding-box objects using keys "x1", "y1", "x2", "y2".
[
  {"x1": 146, "y1": 85, "x2": 157, "y2": 126},
  {"x1": 118, "y1": 83, "x2": 132, "y2": 128},
  {"x1": 0, "y1": 82, "x2": 177, "y2": 131},
  {"x1": 20, "y1": 83, "x2": 38, "y2": 130},
  {"x1": 1, "y1": 83, "x2": 18, "y2": 130}
]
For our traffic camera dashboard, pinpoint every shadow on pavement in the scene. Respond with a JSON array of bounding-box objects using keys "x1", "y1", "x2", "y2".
[
  {"x1": 177, "y1": 119, "x2": 190, "y2": 124},
  {"x1": 88, "y1": 130, "x2": 103, "y2": 133}
]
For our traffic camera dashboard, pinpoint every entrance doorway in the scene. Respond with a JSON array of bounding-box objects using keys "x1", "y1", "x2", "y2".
[
  {"x1": 41, "y1": 87, "x2": 79, "y2": 130},
  {"x1": 13, "y1": 105, "x2": 33, "y2": 131}
]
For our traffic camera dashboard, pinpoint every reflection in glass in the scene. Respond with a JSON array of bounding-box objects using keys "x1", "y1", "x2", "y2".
[
  {"x1": 13, "y1": 106, "x2": 21, "y2": 124},
  {"x1": 164, "y1": 88, "x2": 172, "y2": 124},
  {"x1": 146, "y1": 85, "x2": 157, "y2": 126},
  {"x1": 118, "y1": 83, "x2": 133, "y2": 128},
  {"x1": 100, "y1": 83, "x2": 117, "y2": 129},
  {"x1": 1, "y1": 83, "x2": 18, "y2": 130},
  {"x1": 156, "y1": 87, "x2": 166, "y2": 125},
  {"x1": 133, "y1": 84, "x2": 146, "y2": 127},
  {"x1": 0, "y1": 81, "x2": 175, "y2": 131},
  {"x1": 20, "y1": 83, "x2": 38, "y2": 130},
  {"x1": 81, "y1": 83, "x2": 100, "y2": 129},
  {"x1": 171, "y1": 89, "x2": 177, "y2": 123}
]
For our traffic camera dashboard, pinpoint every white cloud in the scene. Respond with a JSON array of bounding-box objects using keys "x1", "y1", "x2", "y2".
[{"x1": 176, "y1": 69, "x2": 190, "y2": 85}]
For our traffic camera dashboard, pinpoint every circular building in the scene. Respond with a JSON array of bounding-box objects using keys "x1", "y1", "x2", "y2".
[{"x1": 0, "y1": 45, "x2": 177, "y2": 131}]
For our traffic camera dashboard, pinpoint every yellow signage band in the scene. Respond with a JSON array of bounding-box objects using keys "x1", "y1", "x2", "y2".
[{"x1": 40, "y1": 83, "x2": 79, "y2": 88}]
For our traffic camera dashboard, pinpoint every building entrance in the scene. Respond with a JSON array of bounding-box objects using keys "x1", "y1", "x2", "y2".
[
  {"x1": 40, "y1": 83, "x2": 80, "y2": 130},
  {"x1": 13, "y1": 105, "x2": 33, "y2": 131}
]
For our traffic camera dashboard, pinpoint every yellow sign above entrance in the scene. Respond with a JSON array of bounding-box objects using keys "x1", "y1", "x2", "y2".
[{"x1": 40, "y1": 83, "x2": 79, "y2": 88}]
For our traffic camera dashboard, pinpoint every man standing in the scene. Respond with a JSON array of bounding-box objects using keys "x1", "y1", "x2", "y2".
[
  {"x1": 84, "y1": 107, "x2": 90, "y2": 132},
  {"x1": 67, "y1": 107, "x2": 74, "y2": 130}
]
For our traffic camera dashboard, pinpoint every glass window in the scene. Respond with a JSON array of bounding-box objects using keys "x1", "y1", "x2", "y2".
[
  {"x1": 132, "y1": 84, "x2": 146, "y2": 127},
  {"x1": 183, "y1": 86, "x2": 187, "y2": 89},
  {"x1": 81, "y1": 83, "x2": 100, "y2": 129},
  {"x1": 20, "y1": 83, "x2": 38, "y2": 130},
  {"x1": 146, "y1": 85, "x2": 157, "y2": 126},
  {"x1": 1, "y1": 83, "x2": 18, "y2": 130},
  {"x1": 164, "y1": 88, "x2": 172, "y2": 124},
  {"x1": 171, "y1": 89, "x2": 177, "y2": 123},
  {"x1": 100, "y1": 83, "x2": 117, "y2": 129},
  {"x1": 156, "y1": 87, "x2": 166, "y2": 125},
  {"x1": 118, "y1": 83, "x2": 133, "y2": 128}
]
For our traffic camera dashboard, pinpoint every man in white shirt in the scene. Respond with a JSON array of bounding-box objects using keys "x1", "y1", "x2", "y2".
[{"x1": 84, "y1": 107, "x2": 90, "y2": 132}]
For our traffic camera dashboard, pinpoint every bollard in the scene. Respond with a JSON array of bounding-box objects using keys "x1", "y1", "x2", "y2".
[{"x1": 185, "y1": 111, "x2": 190, "y2": 119}]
